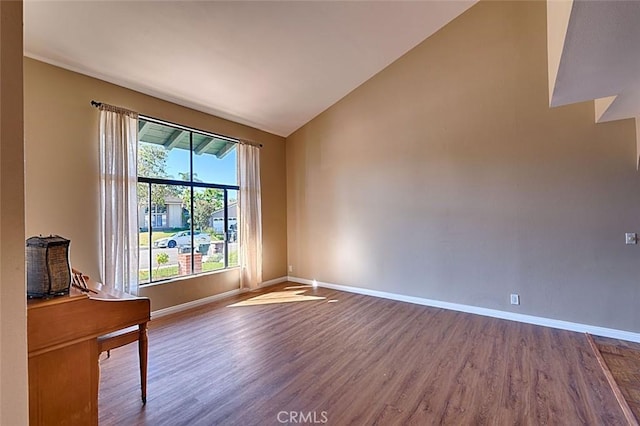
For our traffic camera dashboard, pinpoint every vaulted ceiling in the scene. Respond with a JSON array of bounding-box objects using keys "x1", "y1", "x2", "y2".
[
  {"x1": 24, "y1": 1, "x2": 476, "y2": 137},
  {"x1": 25, "y1": 1, "x2": 640, "y2": 140}
]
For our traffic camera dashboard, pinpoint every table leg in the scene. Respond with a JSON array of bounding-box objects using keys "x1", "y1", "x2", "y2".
[{"x1": 138, "y1": 322, "x2": 148, "y2": 404}]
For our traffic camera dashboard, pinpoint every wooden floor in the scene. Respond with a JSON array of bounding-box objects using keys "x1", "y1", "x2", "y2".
[
  {"x1": 594, "y1": 335, "x2": 640, "y2": 423},
  {"x1": 99, "y1": 283, "x2": 628, "y2": 425}
]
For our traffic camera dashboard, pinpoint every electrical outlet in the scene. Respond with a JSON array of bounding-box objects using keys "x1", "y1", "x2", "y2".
[
  {"x1": 510, "y1": 294, "x2": 520, "y2": 305},
  {"x1": 288, "y1": 265, "x2": 293, "y2": 273},
  {"x1": 626, "y1": 233, "x2": 637, "y2": 245}
]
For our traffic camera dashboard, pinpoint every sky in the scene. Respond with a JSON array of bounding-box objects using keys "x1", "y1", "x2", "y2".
[{"x1": 165, "y1": 146, "x2": 237, "y2": 186}]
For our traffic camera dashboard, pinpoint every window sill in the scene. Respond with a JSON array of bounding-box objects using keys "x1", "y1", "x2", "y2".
[{"x1": 139, "y1": 266, "x2": 240, "y2": 288}]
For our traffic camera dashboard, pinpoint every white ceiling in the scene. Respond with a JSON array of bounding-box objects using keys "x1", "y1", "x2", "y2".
[
  {"x1": 550, "y1": 0, "x2": 640, "y2": 123},
  {"x1": 24, "y1": 1, "x2": 475, "y2": 137}
]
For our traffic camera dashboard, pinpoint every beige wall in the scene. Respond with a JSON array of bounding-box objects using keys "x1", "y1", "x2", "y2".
[
  {"x1": 0, "y1": 0, "x2": 28, "y2": 423},
  {"x1": 24, "y1": 59, "x2": 287, "y2": 311},
  {"x1": 287, "y1": 1, "x2": 640, "y2": 332}
]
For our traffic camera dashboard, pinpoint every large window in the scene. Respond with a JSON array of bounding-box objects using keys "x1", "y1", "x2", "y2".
[{"x1": 137, "y1": 117, "x2": 239, "y2": 284}]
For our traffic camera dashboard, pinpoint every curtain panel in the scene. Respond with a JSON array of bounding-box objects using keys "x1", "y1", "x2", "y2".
[
  {"x1": 238, "y1": 143, "x2": 263, "y2": 290},
  {"x1": 98, "y1": 108, "x2": 139, "y2": 294}
]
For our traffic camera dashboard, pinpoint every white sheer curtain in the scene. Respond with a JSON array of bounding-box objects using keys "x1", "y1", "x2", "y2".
[
  {"x1": 98, "y1": 105, "x2": 139, "y2": 294},
  {"x1": 238, "y1": 142, "x2": 262, "y2": 290}
]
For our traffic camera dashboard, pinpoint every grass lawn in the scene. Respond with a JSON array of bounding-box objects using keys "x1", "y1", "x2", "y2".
[
  {"x1": 203, "y1": 261, "x2": 224, "y2": 272},
  {"x1": 138, "y1": 257, "x2": 238, "y2": 282},
  {"x1": 139, "y1": 265, "x2": 178, "y2": 282},
  {"x1": 228, "y1": 250, "x2": 238, "y2": 265}
]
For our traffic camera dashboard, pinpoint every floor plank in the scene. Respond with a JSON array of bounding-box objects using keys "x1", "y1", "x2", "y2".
[{"x1": 99, "y1": 283, "x2": 626, "y2": 425}]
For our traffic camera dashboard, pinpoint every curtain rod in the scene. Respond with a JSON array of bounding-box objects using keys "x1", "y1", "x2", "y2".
[
  {"x1": 90, "y1": 100, "x2": 138, "y2": 117},
  {"x1": 90, "y1": 100, "x2": 263, "y2": 148}
]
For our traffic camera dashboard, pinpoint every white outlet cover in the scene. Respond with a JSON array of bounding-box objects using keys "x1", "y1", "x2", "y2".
[
  {"x1": 625, "y1": 233, "x2": 637, "y2": 245},
  {"x1": 510, "y1": 294, "x2": 520, "y2": 305}
]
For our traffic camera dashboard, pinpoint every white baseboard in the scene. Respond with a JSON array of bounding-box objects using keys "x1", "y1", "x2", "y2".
[
  {"x1": 151, "y1": 276, "x2": 289, "y2": 319},
  {"x1": 288, "y1": 276, "x2": 640, "y2": 343},
  {"x1": 152, "y1": 288, "x2": 242, "y2": 319}
]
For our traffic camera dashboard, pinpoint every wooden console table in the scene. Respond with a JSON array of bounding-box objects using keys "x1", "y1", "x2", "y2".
[{"x1": 27, "y1": 280, "x2": 150, "y2": 425}]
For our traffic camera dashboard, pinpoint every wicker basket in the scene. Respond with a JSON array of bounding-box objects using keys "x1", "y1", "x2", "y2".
[{"x1": 26, "y1": 235, "x2": 71, "y2": 298}]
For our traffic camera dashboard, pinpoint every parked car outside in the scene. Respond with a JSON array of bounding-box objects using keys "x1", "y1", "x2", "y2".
[{"x1": 153, "y1": 230, "x2": 211, "y2": 249}]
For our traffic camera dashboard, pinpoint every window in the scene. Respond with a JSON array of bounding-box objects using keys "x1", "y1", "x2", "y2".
[{"x1": 137, "y1": 117, "x2": 239, "y2": 284}]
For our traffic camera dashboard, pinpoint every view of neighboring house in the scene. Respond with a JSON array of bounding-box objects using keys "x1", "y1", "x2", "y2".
[
  {"x1": 138, "y1": 199, "x2": 238, "y2": 233},
  {"x1": 138, "y1": 195, "x2": 183, "y2": 230},
  {"x1": 210, "y1": 202, "x2": 237, "y2": 234}
]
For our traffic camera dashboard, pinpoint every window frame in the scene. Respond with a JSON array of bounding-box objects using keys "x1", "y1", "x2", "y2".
[{"x1": 137, "y1": 115, "x2": 240, "y2": 285}]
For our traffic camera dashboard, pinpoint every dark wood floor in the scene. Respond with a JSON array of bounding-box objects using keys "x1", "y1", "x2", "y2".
[{"x1": 99, "y1": 283, "x2": 627, "y2": 425}]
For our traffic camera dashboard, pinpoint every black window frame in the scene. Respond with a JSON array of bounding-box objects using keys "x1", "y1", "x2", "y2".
[{"x1": 137, "y1": 115, "x2": 240, "y2": 285}]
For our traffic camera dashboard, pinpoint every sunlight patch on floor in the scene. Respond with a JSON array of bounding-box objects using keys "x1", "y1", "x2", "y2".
[{"x1": 228, "y1": 289, "x2": 326, "y2": 307}]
